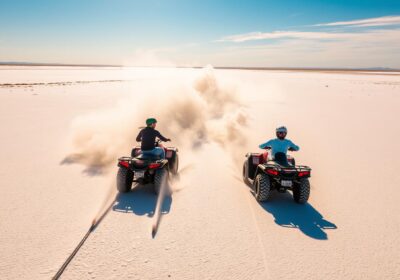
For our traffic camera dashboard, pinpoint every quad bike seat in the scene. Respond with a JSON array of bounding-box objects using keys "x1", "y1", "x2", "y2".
[
  {"x1": 270, "y1": 152, "x2": 292, "y2": 167},
  {"x1": 136, "y1": 153, "x2": 161, "y2": 160}
]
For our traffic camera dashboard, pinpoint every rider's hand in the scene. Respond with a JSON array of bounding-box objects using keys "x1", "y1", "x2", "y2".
[
  {"x1": 264, "y1": 146, "x2": 271, "y2": 150},
  {"x1": 288, "y1": 147, "x2": 295, "y2": 151},
  {"x1": 166, "y1": 138, "x2": 171, "y2": 142}
]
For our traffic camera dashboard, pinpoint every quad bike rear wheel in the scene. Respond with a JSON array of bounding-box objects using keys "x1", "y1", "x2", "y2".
[
  {"x1": 117, "y1": 167, "x2": 133, "y2": 193},
  {"x1": 254, "y1": 173, "x2": 271, "y2": 202},
  {"x1": 154, "y1": 167, "x2": 168, "y2": 195},
  {"x1": 293, "y1": 178, "x2": 310, "y2": 204}
]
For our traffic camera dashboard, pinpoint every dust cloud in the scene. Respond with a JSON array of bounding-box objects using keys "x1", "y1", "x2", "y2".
[
  {"x1": 65, "y1": 66, "x2": 249, "y2": 233},
  {"x1": 65, "y1": 65, "x2": 248, "y2": 170}
]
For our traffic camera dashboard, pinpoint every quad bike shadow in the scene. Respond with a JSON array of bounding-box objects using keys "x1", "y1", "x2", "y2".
[
  {"x1": 257, "y1": 192, "x2": 337, "y2": 240},
  {"x1": 114, "y1": 140, "x2": 178, "y2": 218},
  {"x1": 113, "y1": 184, "x2": 172, "y2": 218}
]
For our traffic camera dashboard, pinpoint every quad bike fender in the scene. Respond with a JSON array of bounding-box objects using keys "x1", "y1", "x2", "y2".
[
  {"x1": 164, "y1": 147, "x2": 178, "y2": 160},
  {"x1": 255, "y1": 164, "x2": 267, "y2": 177},
  {"x1": 158, "y1": 159, "x2": 169, "y2": 168},
  {"x1": 118, "y1": 157, "x2": 132, "y2": 169},
  {"x1": 245, "y1": 153, "x2": 266, "y2": 180}
]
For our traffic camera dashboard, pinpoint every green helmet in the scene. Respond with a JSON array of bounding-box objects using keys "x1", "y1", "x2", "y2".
[{"x1": 146, "y1": 118, "x2": 157, "y2": 126}]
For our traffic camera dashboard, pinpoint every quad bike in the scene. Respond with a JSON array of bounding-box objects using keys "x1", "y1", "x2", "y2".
[
  {"x1": 242, "y1": 148, "x2": 311, "y2": 204},
  {"x1": 117, "y1": 140, "x2": 179, "y2": 194}
]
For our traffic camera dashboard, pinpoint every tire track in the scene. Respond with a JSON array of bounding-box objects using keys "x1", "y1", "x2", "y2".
[
  {"x1": 52, "y1": 198, "x2": 116, "y2": 279},
  {"x1": 242, "y1": 181, "x2": 272, "y2": 279}
]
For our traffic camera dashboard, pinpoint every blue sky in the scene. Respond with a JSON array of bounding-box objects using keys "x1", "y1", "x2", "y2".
[{"x1": 1, "y1": 0, "x2": 400, "y2": 67}]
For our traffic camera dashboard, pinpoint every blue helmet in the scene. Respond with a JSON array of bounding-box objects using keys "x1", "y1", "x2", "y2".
[
  {"x1": 276, "y1": 126, "x2": 287, "y2": 133},
  {"x1": 276, "y1": 126, "x2": 287, "y2": 139}
]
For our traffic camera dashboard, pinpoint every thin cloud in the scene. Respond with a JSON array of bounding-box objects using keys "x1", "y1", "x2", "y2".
[
  {"x1": 213, "y1": 28, "x2": 400, "y2": 68},
  {"x1": 218, "y1": 15, "x2": 400, "y2": 43},
  {"x1": 218, "y1": 31, "x2": 355, "y2": 43},
  {"x1": 314, "y1": 15, "x2": 400, "y2": 27}
]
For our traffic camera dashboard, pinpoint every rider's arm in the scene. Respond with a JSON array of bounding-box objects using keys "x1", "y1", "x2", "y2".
[
  {"x1": 259, "y1": 139, "x2": 273, "y2": 149},
  {"x1": 136, "y1": 130, "x2": 142, "y2": 142},
  {"x1": 288, "y1": 140, "x2": 300, "y2": 151},
  {"x1": 156, "y1": 130, "x2": 169, "y2": 142}
]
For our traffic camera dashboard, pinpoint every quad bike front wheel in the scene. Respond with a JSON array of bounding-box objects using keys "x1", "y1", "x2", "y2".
[
  {"x1": 293, "y1": 178, "x2": 310, "y2": 204},
  {"x1": 242, "y1": 162, "x2": 250, "y2": 185},
  {"x1": 154, "y1": 167, "x2": 168, "y2": 195},
  {"x1": 254, "y1": 173, "x2": 271, "y2": 202},
  {"x1": 170, "y1": 154, "x2": 179, "y2": 175},
  {"x1": 117, "y1": 167, "x2": 133, "y2": 193}
]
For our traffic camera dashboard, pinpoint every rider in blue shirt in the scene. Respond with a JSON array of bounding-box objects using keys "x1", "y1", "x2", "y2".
[{"x1": 259, "y1": 126, "x2": 299, "y2": 158}]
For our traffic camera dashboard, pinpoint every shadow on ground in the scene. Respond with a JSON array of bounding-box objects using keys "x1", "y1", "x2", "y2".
[
  {"x1": 112, "y1": 184, "x2": 172, "y2": 217},
  {"x1": 60, "y1": 154, "x2": 106, "y2": 176},
  {"x1": 258, "y1": 192, "x2": 337, "y2": 240}
]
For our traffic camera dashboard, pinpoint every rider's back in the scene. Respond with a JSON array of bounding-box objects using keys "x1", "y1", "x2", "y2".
[{"x1": 137, "y1": 127, "x2": 163, "y2": 151}]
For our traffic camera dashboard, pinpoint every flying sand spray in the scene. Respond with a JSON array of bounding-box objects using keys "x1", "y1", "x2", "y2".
[
  {"x1": 54, "y1": 66, "x2": 250, "y2": 278},
  {"x1": 65, "y1": 66, "x2": 249, "y2": 235}
]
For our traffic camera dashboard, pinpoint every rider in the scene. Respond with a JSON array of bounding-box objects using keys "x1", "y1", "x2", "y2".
[
  {"x1": 136, "y1": 118, "x2": 170, "y2": 158},
  {"x1": 259, "y1": 126, "x2": 299, "y2": 158}
]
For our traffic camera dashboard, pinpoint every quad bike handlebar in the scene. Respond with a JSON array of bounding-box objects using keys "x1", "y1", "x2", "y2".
[
  {"x1": 263, "y1": 146, "x2": 296, "y2": 151},
  {"x1": 155, "y1": 138, "x2": 171, "y2": 146}
]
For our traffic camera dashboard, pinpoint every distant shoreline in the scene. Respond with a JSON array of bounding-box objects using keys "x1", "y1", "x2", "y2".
[
  {"x1": 0, "y1": 62, "x2": 121, "y2": 67},
  {"x1": 0, "y1": 62, "x2": 399, "y2": 72}
]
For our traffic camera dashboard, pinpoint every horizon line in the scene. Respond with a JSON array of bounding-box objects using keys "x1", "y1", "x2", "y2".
[{"x1": 0, "y1": 62, "x2": 399, "y2": 72}]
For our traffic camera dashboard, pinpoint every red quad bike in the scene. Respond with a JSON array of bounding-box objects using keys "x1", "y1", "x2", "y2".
[
  {"x1": 117, "y1": 140, "x2": 179, "y2": 194},
  {"x1": 242, "y1": 148, "x2": 311, "y2": 204}
]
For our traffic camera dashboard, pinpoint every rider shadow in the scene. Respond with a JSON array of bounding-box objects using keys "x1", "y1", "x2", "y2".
[
  {"x1": 113, "y1": 184, "x2": 172, "y2": 217},
  {"x1": 258, "y1": 192, "x2": 337, "y2": 240}
]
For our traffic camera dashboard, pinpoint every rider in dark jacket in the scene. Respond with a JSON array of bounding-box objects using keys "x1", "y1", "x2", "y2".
[{"x1": 136, "y1": 118, "x2": 170, "y2": 158}]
